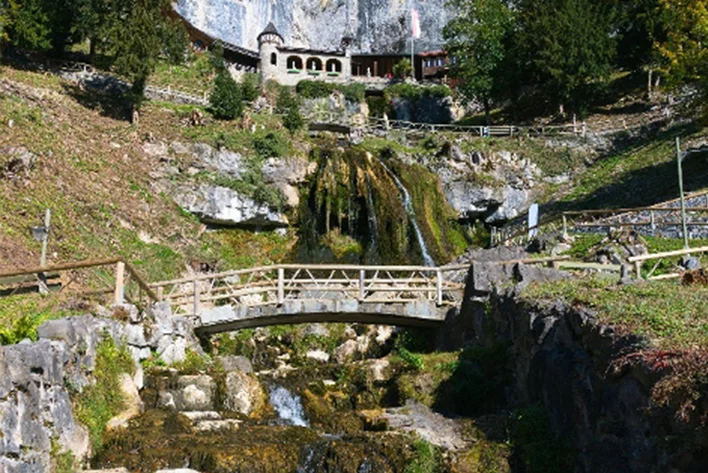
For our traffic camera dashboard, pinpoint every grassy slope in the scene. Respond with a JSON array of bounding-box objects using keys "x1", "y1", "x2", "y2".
[{"x1": 0, "y1": 65, "x2": 295, "y2": 281}]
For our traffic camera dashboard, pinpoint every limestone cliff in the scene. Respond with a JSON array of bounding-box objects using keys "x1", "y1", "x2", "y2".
[{"x1": 175, "y1": 0, "x2": 454, "y2": 53}]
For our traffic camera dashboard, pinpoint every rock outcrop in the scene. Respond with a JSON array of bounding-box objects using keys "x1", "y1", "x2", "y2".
[
  {"x1": 174, "y1": 183, "x2": 289, "y2": 228},
  {"x1": 452, "y1": 256, "x2": 707, "y2": 473},
  {"x1": 0, "y1": 303, "x2": 203, "y2": 472},
  {"x1": 415, "y1": 145, "x2": 542, "y2": 223}
]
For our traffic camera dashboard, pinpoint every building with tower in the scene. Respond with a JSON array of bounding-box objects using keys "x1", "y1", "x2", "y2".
[
  {"x1": 170, "y1": 9, "x2": 451, "y2": 88},
  {"x1": 257, "y1": 22, "x2": 354, "y2": 87}
]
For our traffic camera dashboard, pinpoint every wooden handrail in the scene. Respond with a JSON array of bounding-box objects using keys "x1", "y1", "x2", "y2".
[
  {"x1": 627, "y1": 246, "x2": 708, "y2": 263},
  {"x1": 0, "y1": 257, "x2": 123, "y2": 279},
  {"x1": 0, "y1": 257, "x2": 157, "y2": 302},
  {"x1": 563, "y1": 206, "x2": 708, "y2": 216},
  {"x1": 123, "y1": 261, "x2": 159, "y2": 301},
  {"x1": 148, "y1": 258, "x2": 566, "y2": 289}
]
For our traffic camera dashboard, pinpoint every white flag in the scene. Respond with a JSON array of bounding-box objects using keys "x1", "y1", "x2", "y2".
[{"x1": 411, "y1": 9, "x2": 421, "y2": 39}]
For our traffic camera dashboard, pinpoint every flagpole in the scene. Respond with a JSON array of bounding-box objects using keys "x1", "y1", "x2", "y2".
[{"x1": 411, "y1": 37, "x2": 415, "y2": 80}]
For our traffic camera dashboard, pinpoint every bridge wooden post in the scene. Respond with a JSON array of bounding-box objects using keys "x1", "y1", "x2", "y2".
[
  {"x1": 114, "y1": 261, "x2": 125, "y2": 305},
  {"x1": 436, "y1": 270, "x2": 443, "y2": 306},
  {"x1": 193, "y1": 277, "x2": 199, "y2": 316},
  {"x1": 277, "y1": 267, "x2": 284, "y2": 305},
  {"x1": 359, "y1": 269, "x2": 365, "y2": 302}
]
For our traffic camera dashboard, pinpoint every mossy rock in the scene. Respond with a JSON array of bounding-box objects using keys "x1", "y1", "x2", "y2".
[
  {"x1": 446, "y1": 442, "x2": 512, "y2": 473},
  {"x1": 93, "y1": 410, "x2": 319, "y2": 473},
  {"x1": 301, "y1": 388, "x2": 364, "y2": 434}
]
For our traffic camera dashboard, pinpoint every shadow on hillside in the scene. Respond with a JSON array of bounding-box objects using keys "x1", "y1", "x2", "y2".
[
  {"x1": 62, "y1": 82, "x2": 132, "y2": 122},
  {"x1": 540, "y1": 123, "x2": 708, "y2": 218}
]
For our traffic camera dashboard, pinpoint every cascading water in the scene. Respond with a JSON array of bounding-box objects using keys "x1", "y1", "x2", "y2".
[
  {"x1": 376, "y1": 159, "x2": 436, "y2": 267},
  {"x1": 270, "y1": 386, "x2": 309, "y2": 427},
  {"x1": 364, "y1": 173, "x2": 379, "y2": 252}
]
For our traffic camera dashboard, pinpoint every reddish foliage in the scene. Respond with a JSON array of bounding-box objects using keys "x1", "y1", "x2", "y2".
[
  {"x1": 682, "y1": 269, "x2": 708, "y2": 286},
  {"x1": 612, "y1": 348, "x2": 708, "y2": 424}
]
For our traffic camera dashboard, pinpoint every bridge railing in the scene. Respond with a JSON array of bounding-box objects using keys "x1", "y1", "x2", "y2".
[{"x1": 149, "y1": 264, "x2": 470, "y2": 317}]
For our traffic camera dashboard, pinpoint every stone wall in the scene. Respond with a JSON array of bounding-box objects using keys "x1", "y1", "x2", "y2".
[{"x1": 0, "y1": 303, "x2": 201, "y2": 472}]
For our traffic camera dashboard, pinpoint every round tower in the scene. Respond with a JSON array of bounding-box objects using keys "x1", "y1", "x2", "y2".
[{"x1": 258, "y1": 22, "x2": 284, "y2": 84}]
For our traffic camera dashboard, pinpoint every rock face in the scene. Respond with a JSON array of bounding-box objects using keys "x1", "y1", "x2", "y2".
[
  {"x1": 175, "y1": 0, "x2": 454, "y2": 54},
  {"x1": 174, "y1": 183, "x2": 289, "y2": 228},
  {"x1": 0, "y1": 341, "x2": 90, "y2": 473},
  {"x1": 262, "y1": 155, "x2": 317, "y2": 208},
  {"x1": 459, "y1": 279, "x2": 708, "y2": 472},
  {"x1": 415, "y1": 146, "x2": 542, "y2": 224},
  {"x1": 0, "y1": 303, "x2": 195, "y2": 473}
]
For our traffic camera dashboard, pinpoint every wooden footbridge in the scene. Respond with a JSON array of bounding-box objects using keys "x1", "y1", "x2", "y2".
[{"x1": 149, "y1": 264, "x2": 470, "y2": 333}]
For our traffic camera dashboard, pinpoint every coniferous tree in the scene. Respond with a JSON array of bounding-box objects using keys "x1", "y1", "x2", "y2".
[
  {"x1": 4, "y1": 0, "x2": 53, "y2": 51},
  {"x1": 517, "y1": 0, "x2": 617, "y2": 114},
  {"x1": 210, "y1": 66, "x2": 244, "y2": 120}
]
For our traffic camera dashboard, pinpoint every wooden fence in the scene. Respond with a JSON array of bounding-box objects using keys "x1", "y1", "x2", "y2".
[
  {"x1": 0, "y1": 258, "x2": 157, "y2": 306},
  {"x1": 493, "y1": 190, "x2": 708, "y2": 247}
]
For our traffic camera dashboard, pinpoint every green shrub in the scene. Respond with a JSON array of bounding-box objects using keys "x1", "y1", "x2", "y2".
[
  {"x1": 172, "y1": 349, "x2": 211, "y2": 373},
  {"x1": 393, "y1": 59, "x2": 413, "y2": 79},
  {"x1": 0, "y1": 314, "x2": 42, "y2": 345},
  {"x1": 276, "y1": 86, "x2": 304, "y2": 133},
  {"x1": 405, "y1": 438, "x2": 441, "y2": 473},
  {"x1": 241, "y1": 73, "x2": 260, "y2": 102},
  {"x1": 296, "y1": 80, "x2": 332, "y2": 99},
  {"x1": 74, "y1": 337, "x2": 135, "y2": 452},
  {"x1": 295, "y1": 80, "x2": 366, "y2": 102},
  {"x1": 398, "y1": 347, "x2": 425, "y2": 371},
  {"x1": 209, "y1": 68, "x2": 243, "y2": 120},
  {"x1": 252, "y1": 132, "x2": 289, "y2": 159}
]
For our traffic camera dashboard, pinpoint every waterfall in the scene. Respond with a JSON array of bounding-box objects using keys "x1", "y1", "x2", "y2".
[
  {"x1": 376, "y1": 159, "x2": 436, "y2": 267},
  {"x1": 269, "y1": 386, "x2": 309, "y2": 427},
  {"x1": 365, "y1": 173, "x2": 379, "y2": 251}
]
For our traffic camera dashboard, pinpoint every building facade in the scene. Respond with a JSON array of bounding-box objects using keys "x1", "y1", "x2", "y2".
[{"x1": 258, "y1": 23, "x2": 355, "y2": 87}]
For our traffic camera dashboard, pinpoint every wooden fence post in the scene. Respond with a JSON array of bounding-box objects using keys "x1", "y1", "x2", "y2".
[
  {"x1": 650, "y1": 211, "x2": 656, "y2": 236},
  {"x1": 634, "y1": 261, "x2": 642, "y2": 280},
  {"x1": 562, "y1": 214, "x2": 569, "y2": 239},
  {"x1": 359, "y1": 269, "x2": 365, "y2": 302},
  {"x1": 277, "y1": 267, "x2": 285, "y2": 305},
  {"x1": 436, "y1": 270, "x2": 443, "y2": 306},
  {"x1": 193, "y1": 277, "x2": 199, "y2": 316},
  {"x1": 114, "y1": 261, "x2": 125, "y2": 305}
]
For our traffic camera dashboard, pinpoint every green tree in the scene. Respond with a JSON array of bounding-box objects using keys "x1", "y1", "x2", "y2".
[
  {"x1": 210, "y1": 67, "x2": 243, "y2": 120},
  {"x1": 241, "y1": 72, "x2": 260, "y2": 102},
  {"x1": 518, "y1": 0, "x2": 617, "y2": 114},
  {"x1": 5, "y1": 0, "x2": 53, "y2": 51},
  {"x1": 276, "y1": 86, "x2": 303, "y2": 133},
  {"x1": 444, "y1": 0, "x2": 514, "y2": 124},
  {"x1": 160, "y1": 17, "x2": 188, "y2": 65},
  {"x1": 655, "y1": 0, "x2": 708, "y2": 116},
  {"x1": 392, "y1": 58, "x2": 413, "y2": 79}
]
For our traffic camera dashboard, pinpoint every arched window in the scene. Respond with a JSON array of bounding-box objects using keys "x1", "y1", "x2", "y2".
[
  {"x1": 326, "y1": 59, "x2": 342, "y2": 74},
  {"x1": 287, "y1": 56, "x2": 303, "y2": 71},
  {"x1": 306, "y1": 57, "x2": 323, "y2": 72},
  {"x1": 271, "y1": 52, "x2": 277, "y2": 66}
]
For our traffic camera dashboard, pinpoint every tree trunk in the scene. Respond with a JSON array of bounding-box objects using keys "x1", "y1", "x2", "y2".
[{"x1": 483, "y1": 97, "x2": 491, "y2": 126}]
